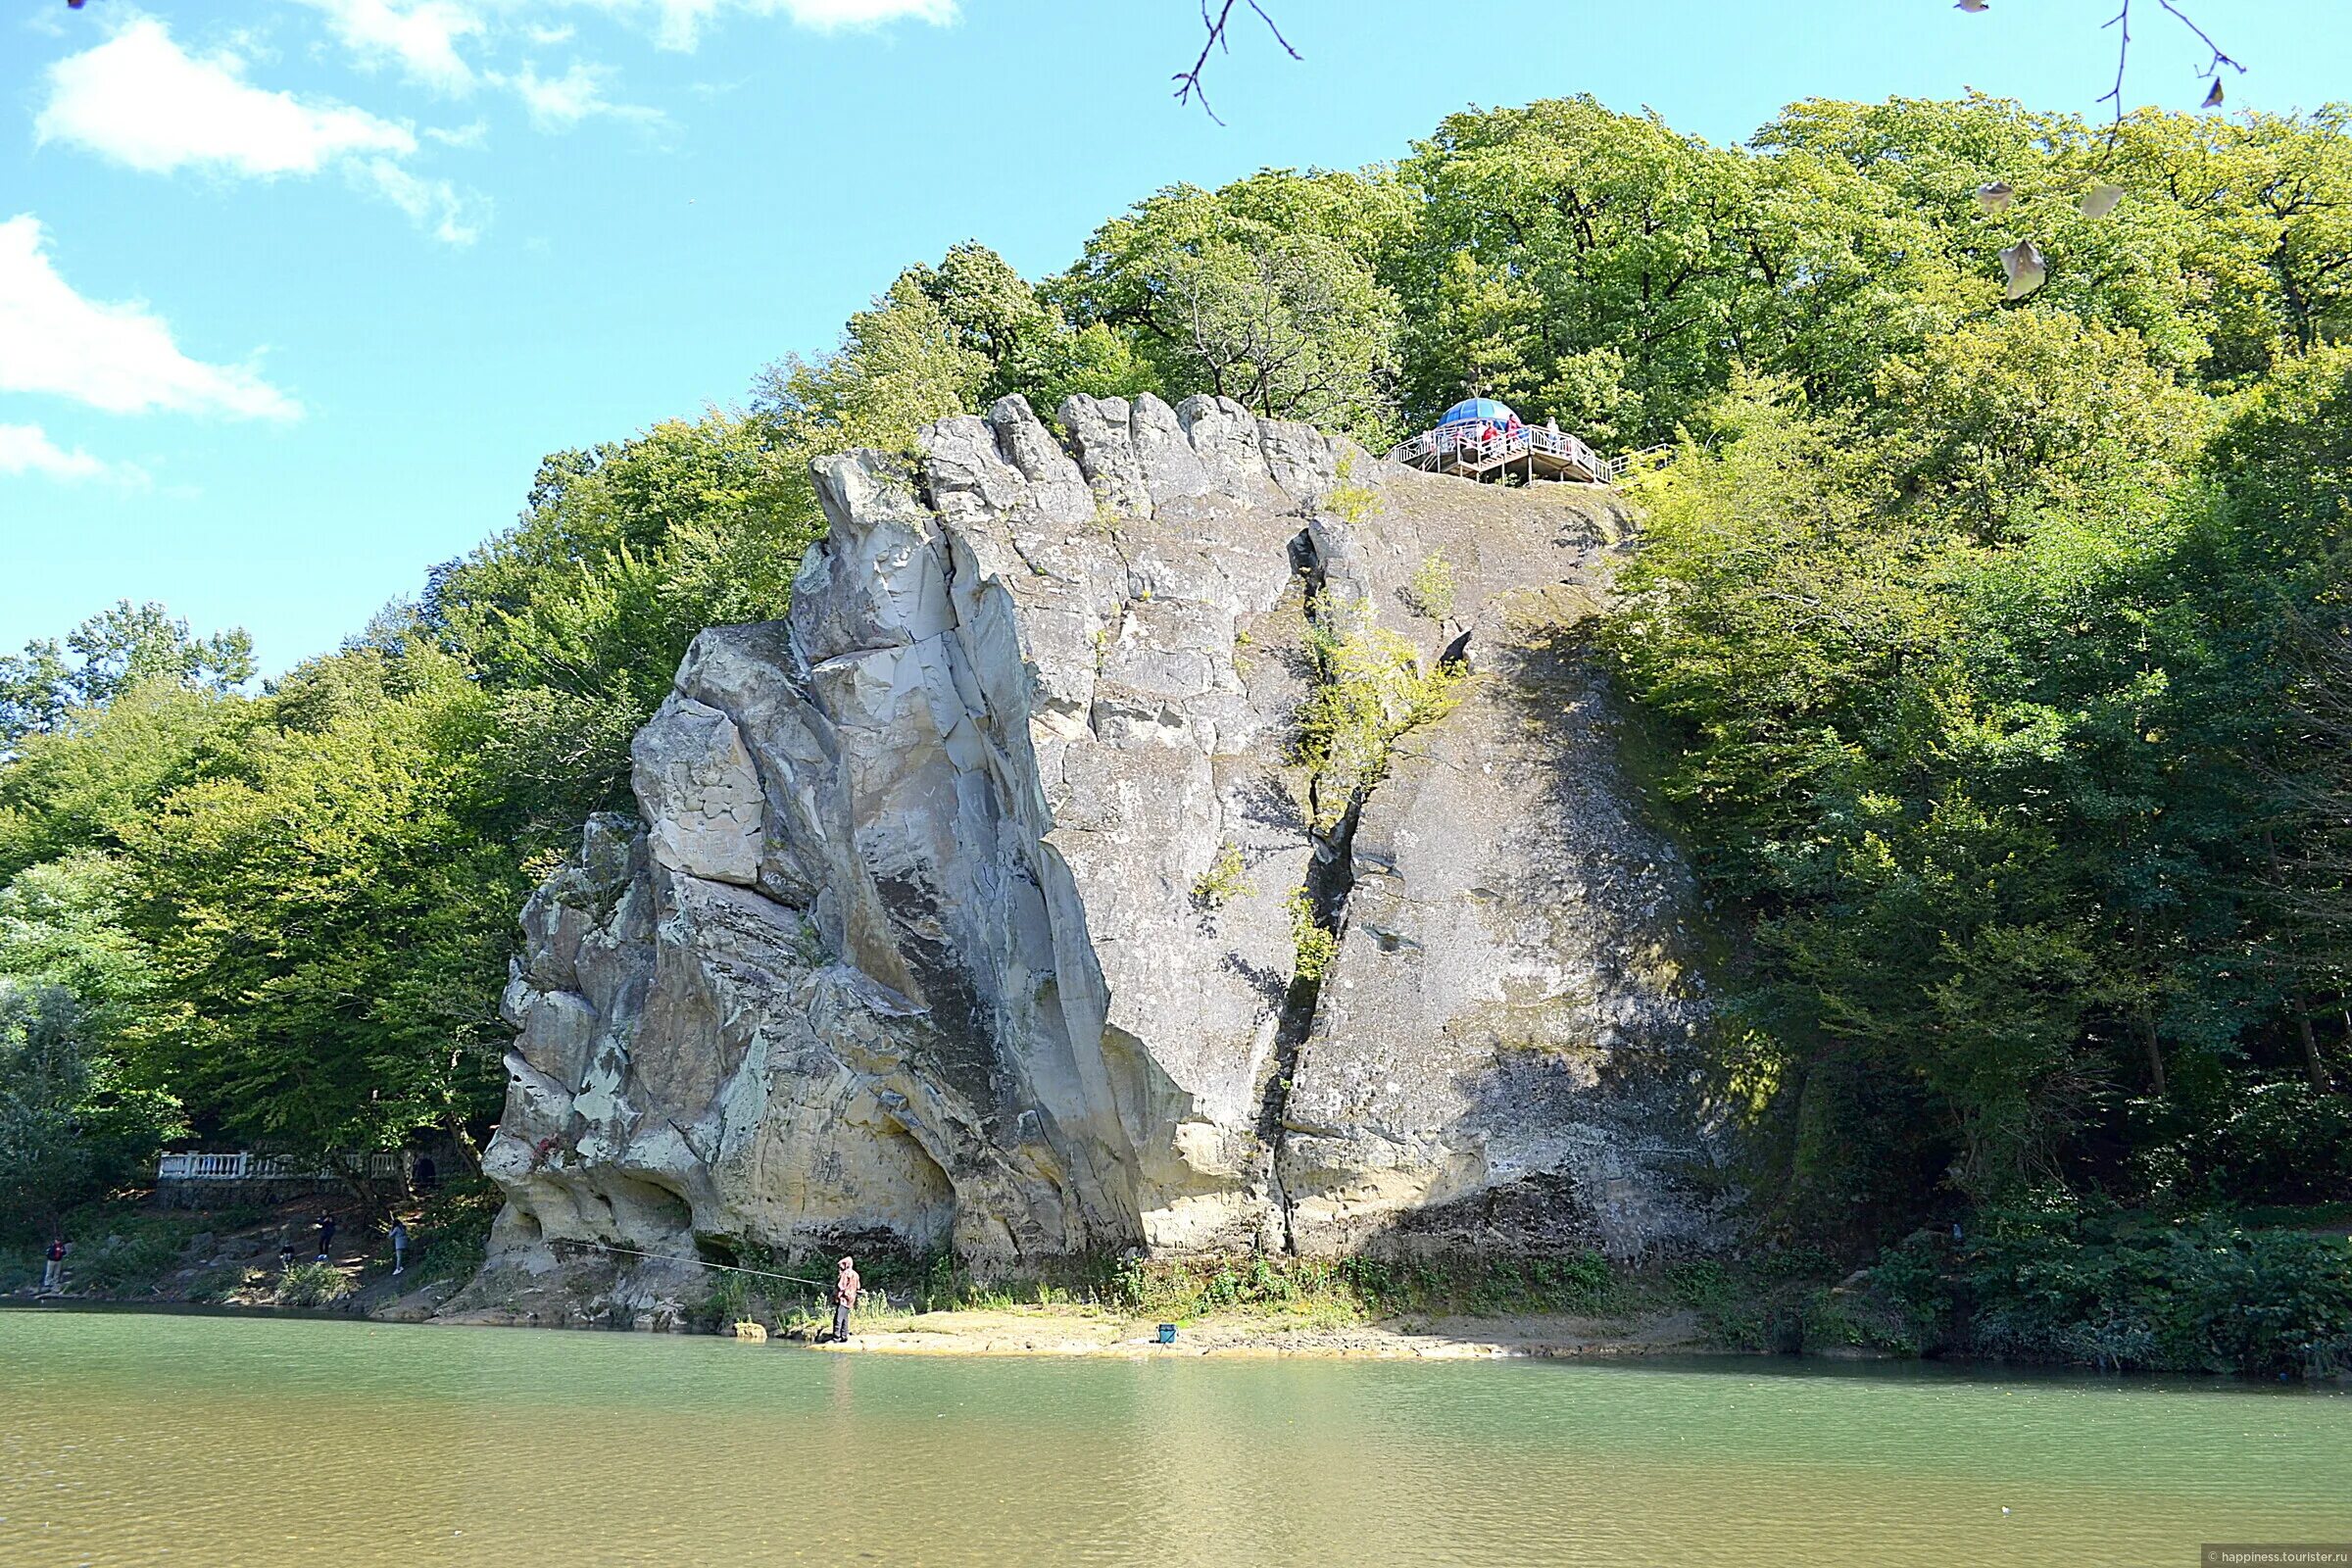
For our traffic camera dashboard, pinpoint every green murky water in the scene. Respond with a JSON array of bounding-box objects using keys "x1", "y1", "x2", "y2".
[{"x1": 2, "y1": 1309, "x2": 2347, "y2": 1566}]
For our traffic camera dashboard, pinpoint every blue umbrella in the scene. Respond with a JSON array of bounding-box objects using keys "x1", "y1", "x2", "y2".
[{"x1": 1438, "y1": 397, "x2": 1519, "y2": 428}]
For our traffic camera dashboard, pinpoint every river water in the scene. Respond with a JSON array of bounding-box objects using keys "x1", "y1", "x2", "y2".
[{"x1": 2, "y1": 1310, "x2": 2347, "y2": 1566}]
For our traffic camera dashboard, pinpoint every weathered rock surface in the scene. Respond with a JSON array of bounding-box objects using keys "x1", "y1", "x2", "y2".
[{"x1": 448, "y1": 392, "x2": 1733, "y2": 1326}]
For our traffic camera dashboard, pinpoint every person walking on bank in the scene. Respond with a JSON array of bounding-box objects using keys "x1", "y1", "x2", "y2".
[
  {"x1": 41, "y1": 1237, "x2": 66, "y2": 1293},
  {"x1": 388, "y1": 1219, "x2": 409, "y2": 1277},
  {"x1": 315, "y1": 1212, "x2": 336, "y2": 1263},
  {"x1": 832, "y1": 1255, "x2": 860, "y2": 1345}
]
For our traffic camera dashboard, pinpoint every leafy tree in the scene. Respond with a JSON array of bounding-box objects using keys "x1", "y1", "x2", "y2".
[
  {"x1": 124, "y1": 641, "x2": 524, "y2": 1172},
  {"x1": 1614, "y1": 321, "x2": 2349, "y2": 1232},
  {"x1": 0, "y1": 983, "x2": 176, "y2": 1235},
  {"x1": 1057, "y1": 170, "x2": 1407, "y2": 442},
  {"x1": 2198, "y1": 346, "x2": 2352, "y2": 1092},
  {"x1": 2104, "y1": 105, "x2": 2352, "y2": 371},
  {"x1": 1400, "y1": 98, "x2": 1759, "y2": 444},
  {"x1": 0, "y1": 601, "x2": 253, "y2": 745},
  {"x1": 0, "y1": 680, "x2": 252, "y2": 881},
  {"x1": 0, "y1": 853, "x2": 158, "y2": 1047},
  {"x1": 900, "y1": 242, "x2": 1152, "y2": 414},
  {"x1": 427, "y1": 412, "x2": 813, "y2": 835},
  {"x1": 1876, "y1": 311, "x2": 2209, "y2": 543}
]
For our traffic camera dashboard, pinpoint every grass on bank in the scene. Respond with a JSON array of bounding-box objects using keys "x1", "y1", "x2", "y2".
[
  {"x1": 702, "y1": 1246, "x2": 1760, "y2": 1342},
  {"x1": 2, "y1": 1176, "x2": 504, "y2": 1304},
  {"x1": 698, "y1": 1201, "x2": 2352, "y2": 1380}
]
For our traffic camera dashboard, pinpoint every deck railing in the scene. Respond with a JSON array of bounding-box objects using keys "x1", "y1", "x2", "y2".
[
  {"x1": 1390, "y1": 422, "x2": 1607, "y2": 478},
  {"x1": 1599, "y1": 443, "x2": 1678, "y2": 482},
  {"x1": 156, "y1": 1151, "x2": 410, "y2": 1183}
]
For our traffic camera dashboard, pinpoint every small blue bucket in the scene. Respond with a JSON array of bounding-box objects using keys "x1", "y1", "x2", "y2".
[{"x1": 1156, "y1": 1323, "x2": 1177, "y2": 1345}]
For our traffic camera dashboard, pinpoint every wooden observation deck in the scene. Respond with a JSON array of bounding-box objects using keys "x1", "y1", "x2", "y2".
[{"x1": 1389, "y1": 422, "x2": 1620, "y2": 484}]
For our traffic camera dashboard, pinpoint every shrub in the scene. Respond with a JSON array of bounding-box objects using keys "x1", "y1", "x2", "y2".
[
  {"x1": 1287, "y1": 887, "x2": 1339, "y2": 982},
  {"x1": 1323, "y1": 454, "x2": 1379, "y2": 525},
  {"x1": 405, "y1": 1175, "x2": 501, "y2": 1285},
  {"x1": 70, "y1": 1221, "x2": 187, "y2": 1293},
  {"x1": 1296, "y1": 607, "x2": 1467, "y2": 826},
  {"x1": 1403, "y1": 553, "x2": 1456, "y2": 620},
  {"x1": 2165, "y1": 1083, "x2": 2352, "y2": 1206},
  {"x1": 1191, "y1": 843, "x2": 1253, "y2": 910},
  {"x1": 1874, "y1": 1199, "x2": 2352, "y2": 1378},
  {"x1": 275, "y1": 1261, "x2": 353, "y2": 1308}
]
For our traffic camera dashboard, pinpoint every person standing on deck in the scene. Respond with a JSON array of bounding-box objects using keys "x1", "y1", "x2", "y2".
[
  {"x1": 832, "y1": 1256, "x2": 860, "y2": 1345},
  {"x1": 42, "y1": 1237, "x2": 65, "y2": 1293}
]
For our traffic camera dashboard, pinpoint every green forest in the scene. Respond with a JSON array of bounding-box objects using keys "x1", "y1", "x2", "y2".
[{"x1": 5, "y1": 92, "x2": 2347, "y2": 1341}]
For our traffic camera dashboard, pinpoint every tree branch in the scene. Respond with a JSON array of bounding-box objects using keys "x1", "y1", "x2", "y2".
[
  {"x1": 2096, "y1": 0, "x2": 2246, "y2": 130},
  {"x1": 2158, "y1": 0, "x2": 2246, "y2": 82},
  {"x1": 2097, "y1": 1, "x2": 2132, "y2": 127},
  {"x1": 1173, "y1": 0, "x2": 1301, "y2": 125}
]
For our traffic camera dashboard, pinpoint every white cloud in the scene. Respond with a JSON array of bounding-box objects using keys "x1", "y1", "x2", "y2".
[
  {"x1": 658, "y1": 0, "x2": 957, "y2": 48},
  {"x1": 292, "y1": 0, "x2": 485, "y2": 92},
  {"x1": 504, "y1": 59, "x2": 609, "y2": 127},
  {"x1": 0, "y1": 424, "x2": 144, "y2": 486},
  {"x1": 34, "y1": 19, "x2": 486, "y2": 243},
  {"x1": 359, "y1": 159, "x2": 490, "y2": 243},
  {"x1": 499, "y1": 58, "x2": 662, "y2": 130},
  {"x1": 36, "y1": 18, "x2": 417, "y2": 175},
  {"x1": 498, "y1": 0, "x2": 956, "y2": 51},
  {"x1": 0, "y1": 215, "x2": 301, "y2": 421},
  {"x1": 770, "y1": 0, "x2": 957, "y2": 28}
]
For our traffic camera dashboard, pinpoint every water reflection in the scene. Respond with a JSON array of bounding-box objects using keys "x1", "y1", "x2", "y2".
[{"x1": 0, "y1": 1311, "x2": 2346, "y2": 1566}]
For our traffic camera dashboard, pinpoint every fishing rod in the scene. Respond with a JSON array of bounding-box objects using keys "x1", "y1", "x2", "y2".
[{"x1": 551, "y1": 1238, "x2": 834, "y2": 1290}]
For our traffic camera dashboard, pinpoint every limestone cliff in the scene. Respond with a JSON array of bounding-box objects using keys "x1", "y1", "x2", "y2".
[{"x1": 449, "y1": 392, "x2": 1732, "y2": 1325}]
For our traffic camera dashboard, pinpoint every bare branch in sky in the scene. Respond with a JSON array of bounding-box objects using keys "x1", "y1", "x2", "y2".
[
  {"x1": 2093, "y1": 1, "x2": 2245, "y2": 127},
  {"x1": 1173, "y1": 1, "x2": 1301, "y2": 125}
]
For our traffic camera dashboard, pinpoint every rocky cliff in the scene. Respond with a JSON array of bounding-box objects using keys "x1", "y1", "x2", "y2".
[{"x1": 449, "y1": 392, "x2": 1733, "y2": 1326}]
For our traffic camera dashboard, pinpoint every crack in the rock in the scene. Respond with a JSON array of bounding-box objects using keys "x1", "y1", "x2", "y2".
[{"x1": 1255, "y1": 520, "x2": 1362, "y2": 1255}]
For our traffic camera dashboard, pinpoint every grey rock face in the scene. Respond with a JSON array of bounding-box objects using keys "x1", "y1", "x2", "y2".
[{"x1": 454, "y1": 393, "x2": 1731, "y2": 1321}]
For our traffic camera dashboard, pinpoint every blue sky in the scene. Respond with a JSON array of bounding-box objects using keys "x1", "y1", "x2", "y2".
[{"x1": 3, "y1": 0, "x2": 2346, "y2": 674}]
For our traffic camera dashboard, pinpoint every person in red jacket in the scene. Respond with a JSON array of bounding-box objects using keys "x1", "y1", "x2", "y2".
[
  {"x1": 832, "y1": 1256, "x2": 861, "y2": 1344},
  {"x1": 42, "y1": 1237, "x2": 66, "y2": 1292}
]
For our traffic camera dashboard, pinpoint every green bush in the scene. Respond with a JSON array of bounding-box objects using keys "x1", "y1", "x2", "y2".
[
  {"x1": 274, "y1": 1261, "x2": 353, "y2": 1308},
  {"x1": 1403, "y1": 554, "x2": 1456, "y2": 620},
  {"x1": 404, "y1": 1175, "x2": 501, "y2": 1285},
  {"x1": 2163, "y1": 1084, "x2": 2352, "y2": 1207},
  {"x1": 72, "y1": 1225, "x2": 184, "y2": 1293},
  {"x1": 1191, "y1": 843, "x2": 1253, "y2": 911},
  {"x1": 1295, "y1": 611, "x2": 1468, "y2": 827},
  {"x1": 1286, "y1": 887, "x2": 1340, "y2": 982},
  {"x1": 0, "y1": 1243, "x2": 38, "y2": 1292},
  {"x1": 1874, "y1": 1200, "x2": 2352, "y2": 1378}
]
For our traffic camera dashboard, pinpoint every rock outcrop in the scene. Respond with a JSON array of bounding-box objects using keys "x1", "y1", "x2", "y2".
[{"x1": 450, "y1": 392, "x2": 1733, "y2": 1324}]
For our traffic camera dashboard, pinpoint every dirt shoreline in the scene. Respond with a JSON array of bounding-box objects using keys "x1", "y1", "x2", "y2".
[{"x1": 775, "y1": 1305, "x2": 1755, "y2": 1361}]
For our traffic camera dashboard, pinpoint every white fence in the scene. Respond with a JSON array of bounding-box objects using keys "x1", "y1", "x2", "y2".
[
  {"x1": 1389, "y1": 427, "x2": 1680, "y2": 485},
  {"x1": 156, "y1": 1151, "x2": 410, "y2": 1184},
  {"x1": 1391, "y1": 421, "x2": 1610, "y2": 479}
]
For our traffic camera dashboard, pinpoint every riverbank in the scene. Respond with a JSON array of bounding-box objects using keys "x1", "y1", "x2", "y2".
[
  {"x1": 2, "y1": 1183, "x2": 496, "y2": 1321},
  {"x1": 18, "y1": 1195, "x2": 2351, "y2": 1381},
  {"x1": 794, "y1": 1303, "x2": 1727, "y2": 1360}
]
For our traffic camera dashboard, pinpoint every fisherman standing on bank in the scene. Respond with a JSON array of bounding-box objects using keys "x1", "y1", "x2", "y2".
[
  {"x1": 42, "y1": 1237, "x2": 66, "y2": 1293},
  {"x1": 832, "y1": 1255, "x2": 860, "y2": 1345}
]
